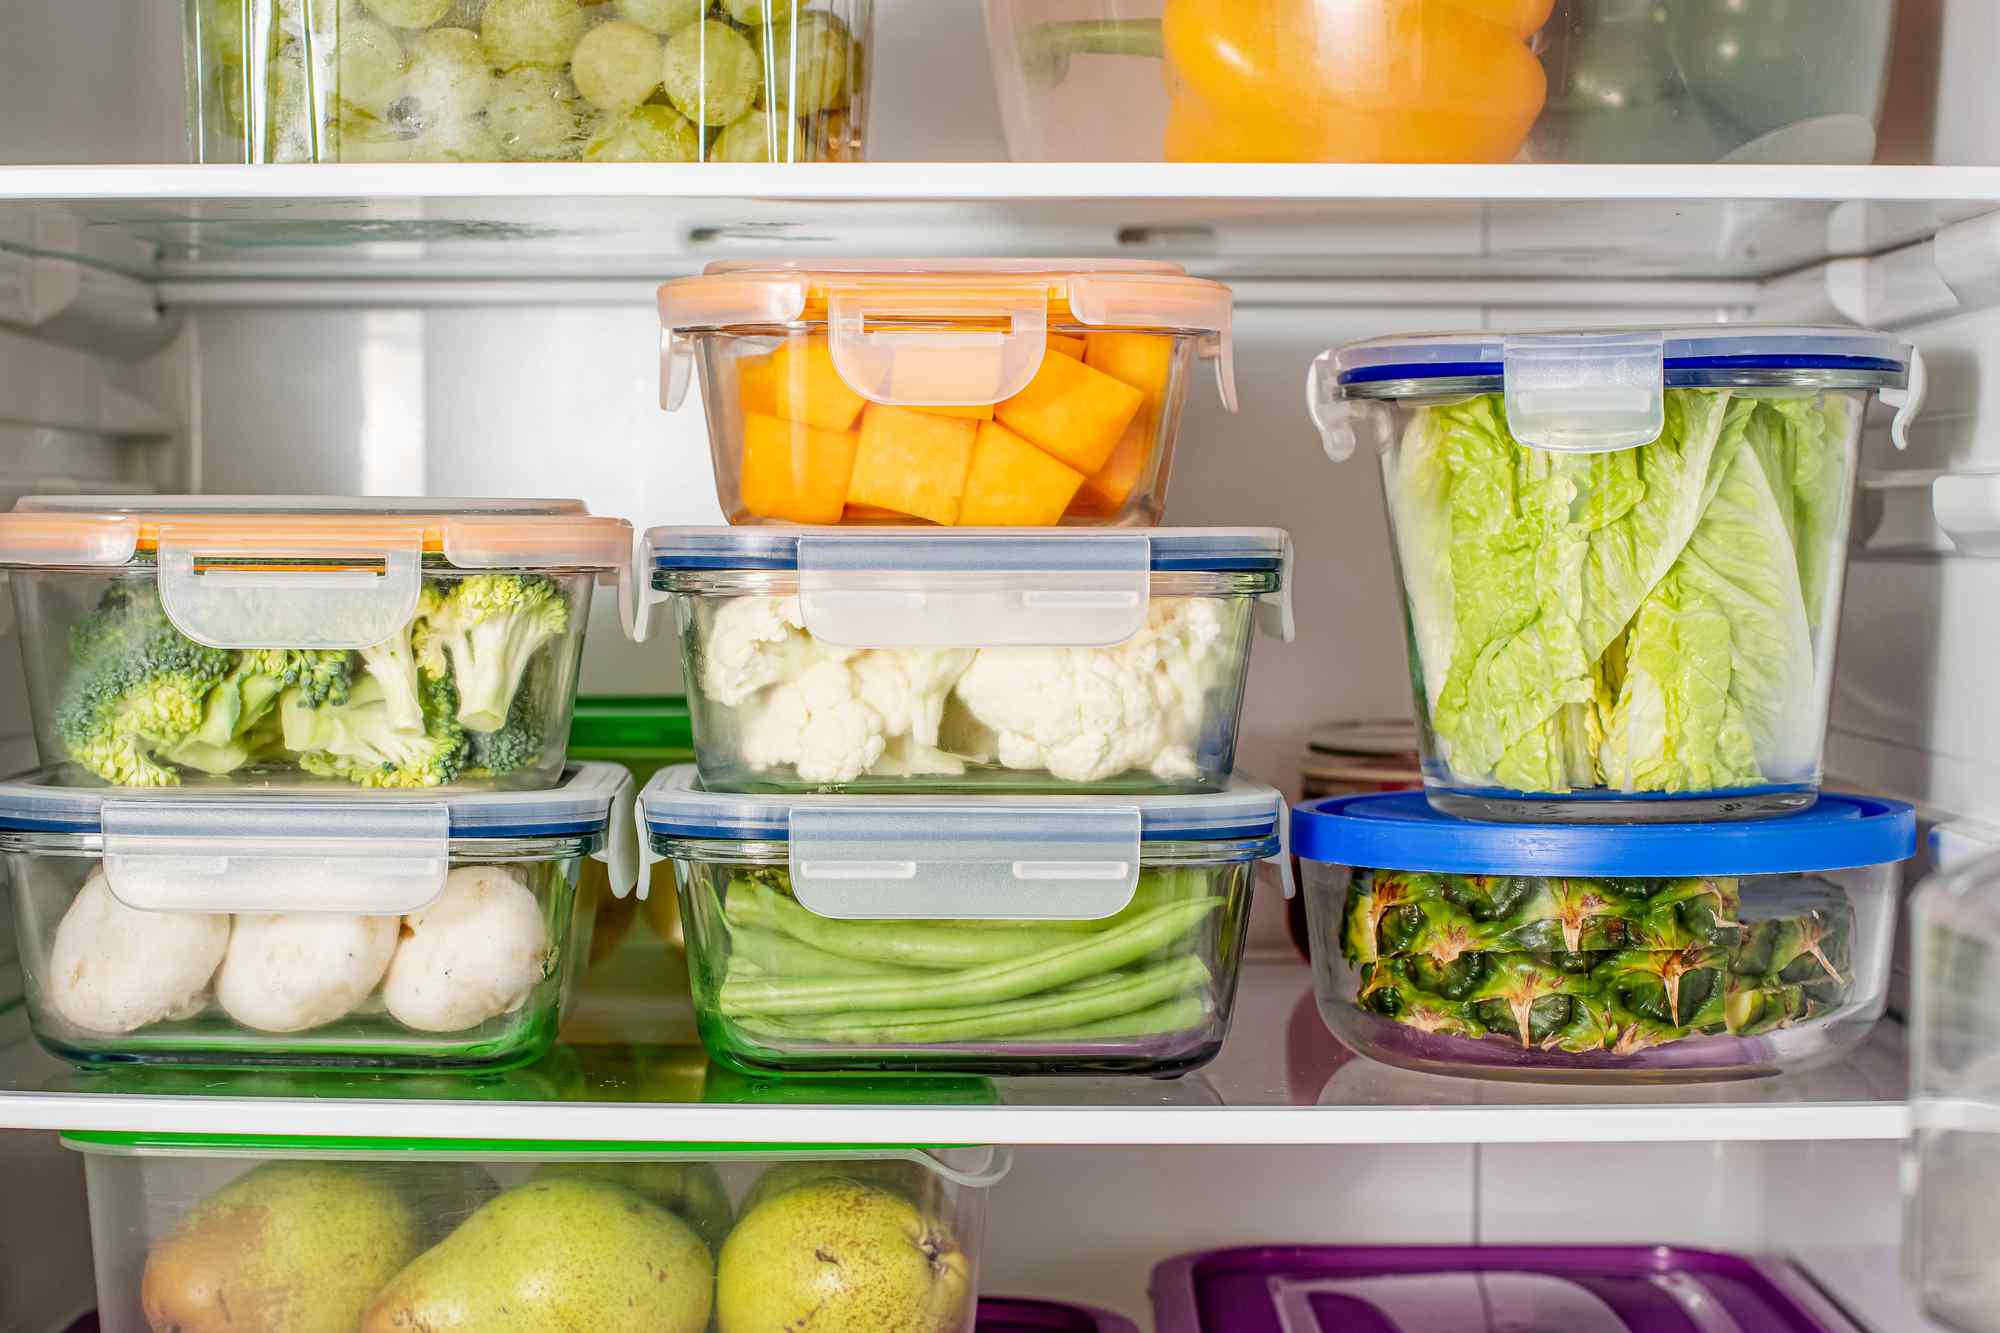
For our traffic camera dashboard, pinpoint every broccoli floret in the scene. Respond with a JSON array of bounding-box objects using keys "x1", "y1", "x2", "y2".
[
  {"x1": 422, "y1": 574, "x2": 570, "y2": 734},
  {"x1": 462, "y1": 666, "x2": 548, "y2": 779},
  {"x1": 56, "y1": 585, "x2": 237, "y2": 786},
  {"x1": 281, "y1": 669, "x2": 468, "y2": 789},
  {"x1": 358, "y1": 583, "x2": 443, "y2": 735}
]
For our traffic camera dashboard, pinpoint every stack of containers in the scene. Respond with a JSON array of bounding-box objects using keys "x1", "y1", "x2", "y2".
[
  {"x1": 641, "y1": 259, "x2": 1294, "y2": 1076},
  {"x1": 0, "y1": 498, "x2": 638, "y2": 1070},
  {"x1": 1290, "y1": 327, "x2": 1922, "y2": 1081}
]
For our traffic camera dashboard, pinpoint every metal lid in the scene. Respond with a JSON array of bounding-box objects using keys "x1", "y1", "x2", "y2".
[{"x1": 1292, "y1": 792, "x2": 1915, "y2": 877}]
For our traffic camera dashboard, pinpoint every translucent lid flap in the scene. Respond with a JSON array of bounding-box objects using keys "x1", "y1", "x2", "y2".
[
  {"x1": 788, "y1": 804, "x2": 1141, "y2": 921},
  {"x1": 796, "y1": 534, "x2": 1151, "y2": 648},
  {"x1": 1503, "y1": 332, "x2": 1666, "y2": 453},
  {"x1": 1070, "y1": 272, "x2": 1237, "y2": 410},
  {"x1": 155, "y1": 528, "x2": 423, "y2": 650},
  {"x1": 828, "y1": 282, "x2": 1049, "y2": 407},
  {"x1": 99, "y1": 799, "x2": 449, "y2": 914}
]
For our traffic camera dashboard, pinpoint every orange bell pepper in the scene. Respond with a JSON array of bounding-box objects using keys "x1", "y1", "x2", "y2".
[{"x1": 1026, "y1": 0, "x2": 1552, "y2": 163}]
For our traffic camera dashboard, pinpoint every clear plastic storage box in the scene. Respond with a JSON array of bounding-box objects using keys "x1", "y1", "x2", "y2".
[
  {"x1": 639, "y1": 526, "x2": 1290, "y2": 793},
  {"x1": 187, "y1": 0, "x2": 872, "y2": 163},
  {"x1": 69, "y1": 1131, "x2": 1004, "y2": 1333},
  {"x1": 1292, "y1": 791, "x2": 1912, "y2": 1082},
  {"x1": 980, "y1": 1296, "x2": 1141, "y2": 1333},
  {"x1": 984, "y1": 1, "x2": 1894, "y2": 165},
  {"x1": 657, "y1": 261, "x2": 1236, "y2": 528},
  {"x1": 0, "y1": 497, "x2": 629, "y2": 793},
  {"x1": 1309, "y1": 328, "x2": 1916, "y2": 822},
  {"x1": 641, "y1": 765, "x2": 1288, "y2": 1075},
  {"x1": 1, "y1": 762, "x2": 636, "y2": 1070}
]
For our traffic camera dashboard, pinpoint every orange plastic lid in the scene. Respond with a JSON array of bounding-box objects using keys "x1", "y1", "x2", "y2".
[{"x1": 0, "y1": 497, "x2": 632, "y2": 569}]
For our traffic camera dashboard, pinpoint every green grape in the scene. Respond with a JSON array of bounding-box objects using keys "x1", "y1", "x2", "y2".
[
  {"x1": 709, "y1": 106, "x2": 785, "y2": 162},
  {"x1": 484, "y1": 66, "x2": 585, "y2": 159},
  {"x1": 615, "y1": 0, "x2": 704, "y2": 36},
  {"x1": 761, "y1": 12, "x2": 855, "y2": 115},
  {"x1": 399, "y1": 27, "x2": 494, "y2": 129},
  {"x1": 583, "y1": 104, "x2": 700, "y2": 161},
  {"x1": 720, "y1": 0, "x2": 805, "y2": 24},
  {"x1": 481, "y1": 0, "x2": 586, "y2": 68},
  {"x1": 570, "y1": 19, "x2": 663, "y2": 113},
  {"x1": 660, "y1": 18, "x2": 762, "y2": 127},
  {"x1": 423, "y1": 113, "x2": 502, "y2": 160},
  {"x1": 361, "y1": 0, "x2": 452, "y2": 27},
  {"x1": 337, "y1": 17, "x2": 408, "y2": 117}
]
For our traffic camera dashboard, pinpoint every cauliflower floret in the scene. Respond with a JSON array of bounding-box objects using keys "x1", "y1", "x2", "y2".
[
  {"x1": 740, "y1": 659, "x2": 890, "y2": 785},
  {"x1": 851, "y1": 648, "x2": 976, "y2": 748},
  {"x1": 215, "y1": 912, "x2": 399, "y2": 1033},
  {"x1": 948, "y1": 598, "x2": 1228, "y2": 783},
  {"x1": 701, "y1": 596, "x2": 853, "y2": 707},
  {"x1": 46, "y1": 868, "x2": 229, "y2": 1034}
]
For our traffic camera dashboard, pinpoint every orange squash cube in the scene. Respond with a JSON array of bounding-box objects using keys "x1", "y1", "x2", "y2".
[
  {"x1": 740, "y1": 412, "x2": 859, "y2": 525},
  {"x1": 995, "y1": 348, "x2": 1144, "y2": 475},
  {"x1": 910, "y1": 402, "x2": 997, "y2": 421},
  {"x1": 1085, "y1": 332, "x2": 1173, "y2": 406},
  {"x1": 1074, "y1": 417, "x2": 1153, "y2": 514},
  {"x1": 1048, "y1": 333, "x2": 1086, "y2": 360},
  {"x1": 771, "y1": 335, "x2": 866, "y2": 431},
  {"x1": 958, "y1": 421, "x2": 1086, "y2": 527},
  {"x1": 738, "y1": 353, "x2": 778, "y2": 419},
  {"x1": 848, "y1": 403, "x2": 978, "y2": 526}
]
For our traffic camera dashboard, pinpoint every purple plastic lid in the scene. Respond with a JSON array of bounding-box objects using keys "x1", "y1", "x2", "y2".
[
  {"x1": 978, "y1": 1296, "x2": 1142, "y2": 1333},
  {"x1": 1149, "y1": 1247, "x2": 1862, "y2": 1333}
]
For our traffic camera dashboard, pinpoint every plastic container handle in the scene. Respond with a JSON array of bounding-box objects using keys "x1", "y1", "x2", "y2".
[
  {"x1": 1306, "y1": 353, "x2": 1396, "y2": 464},
  {"x1": 1503, "y1": 331, "x2": 1666, "y2": 453},
  {"x1": 99, "y1": 799, "x2": 450, "y2": 914},
  {"x1": 826, "y1": 286, "x2": 1049, "y2": 408},
  {"x1": 787, "y1": 804, "x2": 1142, "y2": 921},
  {"x1": 592, "y1": 768, "x2": 640, "y2": 899},
  {"x1": 155, "y1": 529, "x2": 424, "y2": 650}
]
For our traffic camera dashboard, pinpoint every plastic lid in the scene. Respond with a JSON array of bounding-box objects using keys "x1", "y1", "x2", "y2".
[
  {"x1": 1305, "y1": 720, "x2": 1420, "y2": 758},
  {"x1": 0, "y1": 496, "x2": 632, "y2": 569},
  {"x1": 658, "y1": 258, "x2": 1236, "y2": 414},
  {"x1": 1292, "y1": 792, "x2": 1914, "y2": 877},
  {"x1": 566, "y1": 696, "x2": 695, "y2": 756},
  {"x1": 648, "y1": 527, "x2": 1288, "y2": 574}
]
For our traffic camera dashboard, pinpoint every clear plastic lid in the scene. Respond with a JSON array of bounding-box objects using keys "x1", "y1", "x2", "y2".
[
  {"x1": 658, "y1": 258, "x2": 1236, "y2": 414},
  {"x1": 0, "y1": 762, "x2": 638, "y2": 915},
  {"x1": 641, "y1": 765, "x2": 1288, "y2": 922},
  {"x1": 1310, "y1": 325, "x2": 1914, "y2": 455}
]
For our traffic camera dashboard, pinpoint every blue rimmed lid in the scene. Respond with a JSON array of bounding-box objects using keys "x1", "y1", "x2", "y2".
[
  {"x1": 1293, "y1": 792, "x2": 1915, "y2": 877},
  {"x1": 645, "y1": 527, "x2": 1289, "y2": 574}
]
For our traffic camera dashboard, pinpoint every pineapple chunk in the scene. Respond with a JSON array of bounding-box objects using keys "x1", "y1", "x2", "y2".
[
  {"x1": 848, "y1": 403, "x2": 978, "y2": 526},
  {"x1": 995, "y1": 347, "x2": 1144, "y2": 475},
  {"x1": 1048, "y1": 332, "x2": 1086, "y2": 360},
  {"x1": 771, "y1": 334, "x2": 866, "y2": 431},
  {"x1": 958, "y1": 421, "x2": 1086, "y2": 527},
  {"x1": 738, "y1": 352, "x2": 778, "y2": 419},
  {"x1": 740, "y1": 412, "x2": 859, "y2": 525}
]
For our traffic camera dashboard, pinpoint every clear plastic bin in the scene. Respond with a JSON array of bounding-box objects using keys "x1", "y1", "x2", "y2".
[
  {"x1": 0, "y1": 497, "x2": 629, "y2": 793},
  {"x1": 657, "y1": 260, "x2": 1236, "y2": 528},
  {"x1": 637, "y1": 527, "x2": 1290, "y2": 794},
  {"x1": 69, "y1": 1131, "x2": 1004, "y2": 1333},
  {"x1": 187, "y1": 0, "x2": 872, "y2": 163},
  {"x1": 641, "y1": 765, "x2": 1290, "y2": 1075},
  {"x1": 1309, "y1": 328, "x2": 1917, "y2": 822},
  {"x1": 1292, "y1": 791, "x2": 1912, "y2": 1083},
  {"x1": 1, "y1": 762, "x2": 637, "y2": 1070},
  {"x1": 984, "y1": 1, "x2": 1894, "y2": 165}
]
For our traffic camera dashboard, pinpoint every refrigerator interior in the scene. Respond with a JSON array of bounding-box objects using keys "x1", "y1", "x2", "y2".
[{"x1": 4, "y1": 0, "x2": 2000, "y2": 1328}]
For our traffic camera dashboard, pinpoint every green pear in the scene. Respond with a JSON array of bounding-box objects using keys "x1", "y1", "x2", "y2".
[
  {"x1": 361, "y1": 1177, "x2": 711, "y2": 1332},
  {"x1": 716, "y1": 1179, "x2": 970, "y2": 1333},
  {"x1": 142, "y1": 1161, "x2": 424, "y2": 1333},
  {"x1": 530, "y1": 1161, "x2": 733, "y2": 1251},
  {"x1": 737, "y1": 1157, "x2": 936, "y2": 1216}
]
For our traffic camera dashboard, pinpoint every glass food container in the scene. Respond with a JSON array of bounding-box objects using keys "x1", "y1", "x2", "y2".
[
  {"x1": 657, "y1": 260, "x2": 1236, "y2": 528},
  {"x1": 1908, "y1": 843, "x2": 2000, "y2": 1333},
  {"x1": 69, "y1": 1131, "x2": 1005, "y2": 1333},
  {"x1": 1, "y1": 762, "x2": 638, "y2": 1070},
  {"x1": 980, "y1": 1296, "x2": 1141, "y2": 1333},
  {"x1": 984, "y1": 1, "x2": 1894, "y2": 166},
  {"x1": 1309, "y1": 327, "x2": 1917, "y2": 822},
  {"x1": 1148, "y1": 1245, "x2": 1862, "y2": 1333},
  {"x1": 0, "y1": 496, "x2": 629, "y2": 794},
  {"x1": 639, "y1": 527, "x2": 1290, "y2": 794},
  {"x1": 641, "y1": 765, "x2": 1290, "y2": 1076},
  {"x1": 186, "y1": 0, "x2": 872, "y2": 163},
  {"x1": 1292, "y1": 790, "x2": 1912, "y2": 1083}
]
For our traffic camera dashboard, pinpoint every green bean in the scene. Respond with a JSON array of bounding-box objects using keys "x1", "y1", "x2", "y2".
[
  {"x1": 718, "y1": 898, "x2": 1220, "y2": 1016},
  {"x1": 725, "y1": 881, "x2": 1086, "y2": 968},
  {"x1": 1035, "y1": 993, "x2": 1210, "y2": 1040},
  {"x1": 726, "y1": 925, "x2": 925, "y2": 981}
]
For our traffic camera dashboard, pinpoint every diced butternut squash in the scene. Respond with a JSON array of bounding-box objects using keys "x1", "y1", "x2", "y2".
[
  {"x1": 1084, "y1": 332, "x2": 1174, "y2": 406},
  {"x1": 958, "y1": 421, "x2": 1086, "y2": 527},
  {"x1": 771, "y1": 335, "x2": 866, "y2": 431},
  {"x1": 841, "y1": 503, "x2": 907, "y2": 523},
  {"x1": 995, "y1": 348, "x2": 1144, "y2": 475},
  {"x1": 738, "y1": 353, "x2": 778, "y2": 419},
  {"x1": 1048, "y1": 333, "x2": 1086, "y2": 360},
  {"x1": 740, "y1": 412, "x2": 859, "y2": 525},
  {"x1": 910, "y1": 402, "x2": 997, "y2": 421},
  {"x1": 848, "y1": 403, "x2": 978, "y2": 526},
  {"x1": 1074, "y1": 416, "x2": 1154, "y2": 515}
]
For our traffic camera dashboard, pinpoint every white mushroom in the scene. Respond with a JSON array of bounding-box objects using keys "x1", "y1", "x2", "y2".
[
  {"x1": 214, "y1": 913, "x2": 400, "y2": 1033},
  {"x1": 46, "y1": 867, "x2": 229, "y2": 1035},
  {"x1": 382, "y1": 866, "x2": 549, "y2": 1032}
]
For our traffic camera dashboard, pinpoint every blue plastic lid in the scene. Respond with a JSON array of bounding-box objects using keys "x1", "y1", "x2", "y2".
[
  {"x1": 646, "y1": 527, "x2": 1288, "y2": 574},
  {"x1": 1292, "y1": 792, "x2": 1915, "y2": 877},
  {"x1": 0, "y1": 762, "x2": 628, "y2": 840},
  {"x1": 1332, "y1": 326, "x2": 1909, "y2": 394}
]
